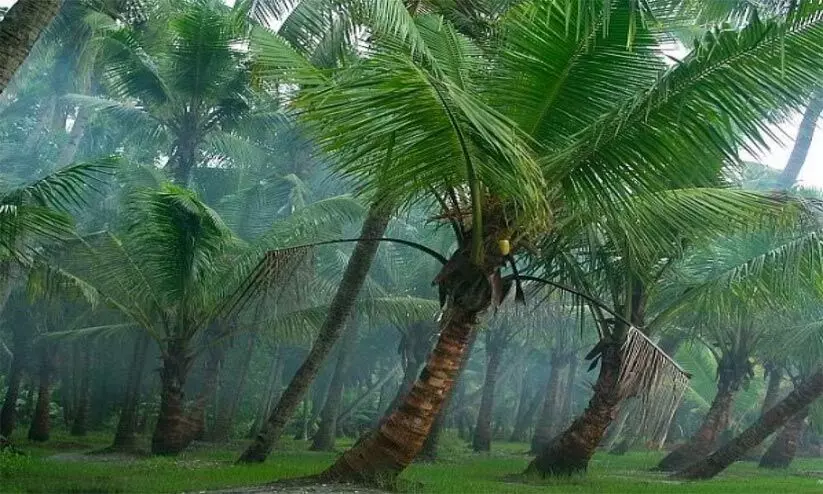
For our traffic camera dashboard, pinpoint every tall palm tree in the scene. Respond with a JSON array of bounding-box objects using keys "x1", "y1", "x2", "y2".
[
  {"x1": 0, "y1": 0, "x2": 63, "y2": 95},
  {"x1": 79, "y1": 0, "x2": 277, "y2": 185}
]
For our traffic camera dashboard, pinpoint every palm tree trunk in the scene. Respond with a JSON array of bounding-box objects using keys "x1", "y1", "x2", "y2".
[
  {"x1": 210, "y1": 335, "x2": 255, "y2": 442},
  {"x1": 151, "y1": 340, "x2": 193, "y2": 455},
  {"x1": 758, "y1": 407, "x2": 808, "y2": 469},
  {"x1": 321, "y1": 297, "x2": 483, "y2": 484},
  {"x1": 561, "y1": 355, "x2": 579, "y2": 425},
  {"x1": 656, "y1": 361, "x2": 744, "y2": 472},
  {"x1": 530, "y1": 351, "x2": 567, "y2": 453},
  {"x1": 525, "y1": 341, "x2": 622, "y2": 477},
  {"x1": 675, "y1": 368, "x2": 823, "y2": 480},
  {"x1": 472, "y1": 334, "x2": 504, "y2": 452},
  {"x1": 0, "y1": 0, "x2": 62, "y2": 96},
  {"x1": 778, "y1": 89, "x2": 823, "y2": 188},
  {"x1": 188, "y1": 344, "x2": 225, "y2": 442},
  {"x1": 311, "y1": 319, "x2": 359, "y2": 451},
  {"x1": 113, "y1": 334, "x2": 150, "y2": 450},
  {"x1": 70, "y1": 344, "x2": 92, "y2": 436},
  {"x1": 238, "y1": 203, "x2": 390, "y2": 463},
  {"x1": 28, "y1": 347, "x2": 55, "y2": 442}
]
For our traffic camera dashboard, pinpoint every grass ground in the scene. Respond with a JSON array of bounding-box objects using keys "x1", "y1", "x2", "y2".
[{"x1": 2, "y1": 430, "x2": 823, "y2": 493}]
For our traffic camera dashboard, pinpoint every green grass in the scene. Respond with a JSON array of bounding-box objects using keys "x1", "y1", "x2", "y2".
[{"x1": 2, "y1": 430, "x2": 823, "y2": 493}]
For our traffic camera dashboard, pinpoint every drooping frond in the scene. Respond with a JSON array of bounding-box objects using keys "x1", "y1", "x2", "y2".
[{"x1": 617, "y1": 326, "x2": 690, "y2": 441}]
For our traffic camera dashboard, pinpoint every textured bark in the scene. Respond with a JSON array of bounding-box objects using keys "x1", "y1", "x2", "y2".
[
  {"x1": 113, "y1": 334, "x2": 150, "y2": 450},
  {"x1": 383, "y1": 322, "x2": 437, "y2": 419},
  {"x1": 758, "y1": 407, "x2": 808, "y2": 469},
  {"x1": 151, "y1": 341, "x2": 193, "y2": 455},
  {"x1": 0, "y1": 0, "x2": 62, "y2": 96},
  {"x1": 210, "y1": 336, "x2": 255, "y2": 442},
  {"x1": 70, "y1": 344, "x2": 92, "y2": 436},
  {"x1": 311, "y1": 319, "x2": 359, "y2": 451},
  {"x1": 656, "y1": 358, "x2": 745, "y2": 472},
  {"x1": 168, "y1": 121, "x2": 199, "y2": 185},
  {"x1": 28, "y1": 347, "x2": 55, "y2": 442},
  {"x1": 525, "y1": 342, "x2": 622, "y2": 477},
  {"x1": 239, "y1": 204, "x2": 390, "y2": 463},
  {"x1": 472, "y1": 333, "x2": 504, "y2": 452},
  {"x1": 675, "y1": 368, "x2": 823, "y2": 480},
  {"x1": 322, "y1": 301, "x2": 482, "y2": 484},
  {"x1": 420, "y1": 331, "x2": 478, "y2": 461},
  {"x1": 778, "y1": 90, "x2": 823, "y2": 188},
  {"x1": 530, "y1": 351, "x2": 568, "y2": 453}
]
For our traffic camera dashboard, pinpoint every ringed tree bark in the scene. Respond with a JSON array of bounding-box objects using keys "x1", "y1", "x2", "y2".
[
  {"x1": 0, "y1": 0, "x2": 63, "y2": 96},
  {"x1": 320, "y1": 225, "x2": 511, "y2": 484},
  {"x1": 238, "y1": 202, "x2": 391, "y2": 463},
  {"x1": 151, "y1": 339, "x2": 195, "y2": 455},
  {"x1": 674, "y1": 368, "x2": 823, "y2": 480},
  {"x1": 655, "y1": 352, "x2": 751, "y2": 472},
  {"x1": 526, "y1": 321, "x2": 689, "y2": 477},
  {"x1": 525, "y1": 337, "x2": 624, "y2": 476}
]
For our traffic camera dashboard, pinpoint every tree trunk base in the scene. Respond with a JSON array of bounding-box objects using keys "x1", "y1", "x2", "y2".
[
  {"x1": 524, "y1": 435, "x2": 591, "y2": 477},
  {"x1": 654, "y1": 443, "x2": 708, "y2": 472}
]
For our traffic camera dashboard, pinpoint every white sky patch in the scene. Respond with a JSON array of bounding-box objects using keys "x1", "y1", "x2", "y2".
[{"x1": 0, "y1": 0, "x2": 819, "y2": 186}]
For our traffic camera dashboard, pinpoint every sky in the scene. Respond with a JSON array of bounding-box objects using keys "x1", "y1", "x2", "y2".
[{"x1": 1, "y1": 0, "x2": 821, "y2": 187}]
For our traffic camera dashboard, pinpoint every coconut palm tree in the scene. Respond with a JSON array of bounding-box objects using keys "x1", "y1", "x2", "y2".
[
  {"x1": 75, "y1": 0, "x2": 280, "y2": 186},
  {"x1": 56, "y1": 182, "x2": 363, "y2": 454},
  {"x1": 243, "y1": 0, "x2": 823, "y2": 483}
]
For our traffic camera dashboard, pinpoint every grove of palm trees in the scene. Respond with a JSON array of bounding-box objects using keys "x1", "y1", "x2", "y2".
[{"x1": 4, "y1": 0, "x2": 823, "y2": 492}]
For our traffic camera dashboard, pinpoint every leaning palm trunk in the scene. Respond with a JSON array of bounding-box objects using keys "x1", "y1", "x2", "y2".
[
  {"x1": 778, "y1": 89, "x2": 823, "y2": 187},
  {"x1": 0, "y1": 0, "x2": 62, "y2": 96},
  {"x1": 238, "y1": 203, "x2": 390, "y2": 463},
  {"x1": 525, "y1": 340, "x2": 623, "y2": 476},
  {"x1": 527, "y1": 328, "x2": 688, "y2": 476},
  {"x1": 758, "y1": 407, "x2": 808, "y2": 469},
  {"x1": 675, "y1": 368, "x2": 823, "y2": 480},
  {"x1": 656, "y1": 365, "x2": 744, "y2": 471},
  {"x1": 321, "y1": 296, "x2": 483, "y2": 484}
]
